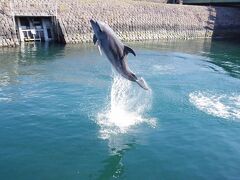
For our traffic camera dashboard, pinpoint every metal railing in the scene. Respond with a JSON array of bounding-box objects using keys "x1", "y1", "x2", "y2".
[{"x1": 21, "y1": 29, "x2": 43, "y2": 41}]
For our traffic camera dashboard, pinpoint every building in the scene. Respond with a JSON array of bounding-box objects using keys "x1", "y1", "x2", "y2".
[{"x1": 15, "y1": 16, "x2": 54, "y2": 42}]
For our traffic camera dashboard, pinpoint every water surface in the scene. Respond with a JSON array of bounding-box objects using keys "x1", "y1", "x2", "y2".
[{"x1": 0, "y1": 39, "x2": 240, "y2": 179}]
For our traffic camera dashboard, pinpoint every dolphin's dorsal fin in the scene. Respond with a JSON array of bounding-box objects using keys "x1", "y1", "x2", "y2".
[
  {"x1": 124, "y1": 46, "x2": 136, "y2": 56},
  {"x1": 93, "y1": 34, "x2": 97, "y2": 45}
]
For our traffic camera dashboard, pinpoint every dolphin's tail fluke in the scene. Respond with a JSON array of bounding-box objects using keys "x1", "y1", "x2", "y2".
[{"x1": 136, "y1": 77, "x2": 149, "y2": 90}]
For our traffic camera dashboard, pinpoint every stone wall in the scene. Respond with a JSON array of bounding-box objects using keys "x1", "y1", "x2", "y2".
[
  {"x1": 58, "y1": 0, "x2": 240, "y2": 43},
  {"x1": 133, "y1": 0, "x2": 170, "y2": 3},
  {"x1": 12, "y1": 0, "x2": 56, "y2": 16},
  {"x1": 0, "y1": 1, "x2": 19, "y2": 47},
  {"x1": 0, "y1": 0, "x2": 240, "y2": 47}
]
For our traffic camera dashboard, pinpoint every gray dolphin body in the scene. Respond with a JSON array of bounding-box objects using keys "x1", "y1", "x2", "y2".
[{"x1": 90, "y1": 19, "x2": 149, "y2": 90}]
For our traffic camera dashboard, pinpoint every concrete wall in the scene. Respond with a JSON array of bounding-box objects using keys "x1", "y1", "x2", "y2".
[{"x1": 0, "y1": 0, "x2": 240, "y2": 47}]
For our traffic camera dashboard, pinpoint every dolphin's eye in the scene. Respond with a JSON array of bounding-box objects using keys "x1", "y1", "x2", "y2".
[{"x1": 96, "y1": 24, "x2": 103, "y2": 33}]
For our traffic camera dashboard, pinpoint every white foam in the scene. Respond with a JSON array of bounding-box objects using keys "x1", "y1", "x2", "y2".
[
  {"x1": 152, "y1": 65, "x2": 175, "y2": 74},
  {"x1": 97, "y1": 72, "x2": 156, "y2": 140},
  {"x1": 0, "y1": 97, "x2": 11, "y2": 102},
  {"x1": 189, "y1": 91, "x2": 240, "y2": 120}
]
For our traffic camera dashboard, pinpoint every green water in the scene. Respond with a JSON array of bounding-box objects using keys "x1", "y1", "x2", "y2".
[{"x1": 0, "y1": 39, "x2": 240, "y2": 179}]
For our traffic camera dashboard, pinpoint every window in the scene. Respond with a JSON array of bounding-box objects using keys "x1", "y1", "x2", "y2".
[{"x1": 20, "y1": 18, "x2": 30, "y2": 27}]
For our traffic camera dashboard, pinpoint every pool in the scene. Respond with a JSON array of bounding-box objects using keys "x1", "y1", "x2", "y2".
[{"x1": 0, "y1": 39, "x2": 240, "y2": 179}]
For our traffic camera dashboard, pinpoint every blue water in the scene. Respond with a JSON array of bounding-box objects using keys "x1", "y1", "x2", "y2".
[{"x1": 0, "y1": 39, "x2": 240, "y2": 179}]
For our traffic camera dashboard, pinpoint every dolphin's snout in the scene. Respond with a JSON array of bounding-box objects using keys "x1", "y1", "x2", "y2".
[
  {"x1": 90, "y1": 19, "x2": 96, "y2": 31},
  {"x1": 90, "y1": 19, "x2": 96, "y2": 26}
]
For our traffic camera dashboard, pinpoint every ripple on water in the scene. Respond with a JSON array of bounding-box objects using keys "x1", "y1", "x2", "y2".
[
  {"x1": 0, "y1": 72, "x2": 10, "y2": 87},
  {"x1": 189, "y1": 91, "x2": 240, "y2": 120}
]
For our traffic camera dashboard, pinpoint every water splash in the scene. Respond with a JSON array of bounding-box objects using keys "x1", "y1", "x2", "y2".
[
  {"x1": 189, "y1": 91, "x2": 240, "y2": 120},
  {"x1": 97, "y1": 72, "x2": 156, "y2": 139}
]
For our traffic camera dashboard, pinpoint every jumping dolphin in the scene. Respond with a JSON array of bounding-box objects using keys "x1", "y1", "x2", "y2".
[{"x1": 90, "y1": 19, "x2": 149, "y2": 90}]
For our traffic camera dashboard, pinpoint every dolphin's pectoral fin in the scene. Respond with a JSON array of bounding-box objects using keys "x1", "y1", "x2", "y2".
[
  {"x1": 97, "y1": 43, "x2": 102, "y2": 56},
  {"x1": 93, "y1": 34, "x2": 97, "y2": 45},
  {"x1": 93, "y1": 34, "x2": 102, "y2": 55},
  {"x1": 124, "y1": 46, "x2": 136, "y2": 56}
]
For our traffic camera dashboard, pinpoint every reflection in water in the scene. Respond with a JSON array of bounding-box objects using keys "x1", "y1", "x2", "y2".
[
  {"x1": 97, "y1": 138, "x2": 135, "y2": 180},
  {"x1": 208, "y1": 39, "x2": 240, "y2": 79},
  {"x1": 17, "y1": 42, "x2": 66, "y2": 65},
  {"x1": 0, "y1": 42, "x2": 65, "y2": 102},
  {"x1": 130, "y1": 38, "x2": 240, "y2": 79},
  {"x1": 128, "y1": 38, "x2": 212, "y2": 55},
  {"x1": 0, "y1": 47, "x2": 20, "y2": 87},
  {"x1": 0, "y1": 42, "x2": 65, "y2": 85}
]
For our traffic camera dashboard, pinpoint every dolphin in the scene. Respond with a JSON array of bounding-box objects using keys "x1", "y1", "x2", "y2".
[{"x1": 90, "y1": 19, "x2": 149, "y2": 90}]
